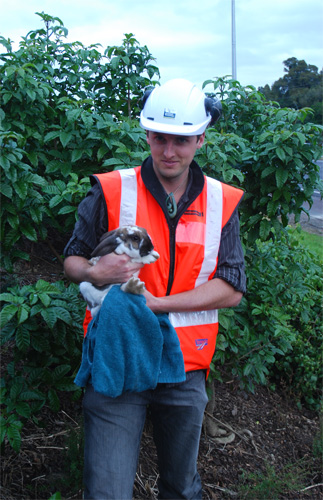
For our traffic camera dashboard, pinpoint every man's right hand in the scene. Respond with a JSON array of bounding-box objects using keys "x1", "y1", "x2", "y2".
[{"x1": 64, "y1": 253, "x2": 144, "y2": 287}]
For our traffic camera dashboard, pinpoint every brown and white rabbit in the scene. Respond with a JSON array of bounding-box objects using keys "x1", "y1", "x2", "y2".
[{"x1": 79, "y1": 225, "x2": 159, "y2": 317}]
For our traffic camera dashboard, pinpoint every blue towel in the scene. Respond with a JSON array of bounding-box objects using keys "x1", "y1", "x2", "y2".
[{"x1": 74, "y1": 285, "x2": 186, "y2": 397}]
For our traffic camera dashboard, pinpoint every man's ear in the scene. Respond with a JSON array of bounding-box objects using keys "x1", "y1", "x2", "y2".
[
  {"x1": 146, "y1": 130, "x2": 150, "y2": 144},
  {"x1": 197, "y1": 132, "x2": 205, "y2": 149}
]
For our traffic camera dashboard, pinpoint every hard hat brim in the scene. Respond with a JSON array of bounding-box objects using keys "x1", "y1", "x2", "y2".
[{"x1": 140, "y1": 112, "x2": 211, "y2": 136}]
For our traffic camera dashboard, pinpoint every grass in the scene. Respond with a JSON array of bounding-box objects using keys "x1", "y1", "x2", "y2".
[
  {"x1": 237, "y1": 459, "x2": 310, "y2": 499},
  {"x1": 291, "y1": 225, "x2": 323, "y2": 262}
]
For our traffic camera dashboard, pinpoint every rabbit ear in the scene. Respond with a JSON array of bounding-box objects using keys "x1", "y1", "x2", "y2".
[{"x1": 91, "y1": 230, "x2": 119, "y2": 257}]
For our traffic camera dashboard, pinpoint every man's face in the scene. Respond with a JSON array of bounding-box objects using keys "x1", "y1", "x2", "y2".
[{"x1": 146, "y1": 131, "x2": 205, "y2": 184}]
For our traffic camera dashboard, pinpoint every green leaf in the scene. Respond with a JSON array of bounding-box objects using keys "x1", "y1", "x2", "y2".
[
  {"x1": 275, "y1": 168, "x2": 288, "y2": 189},
  {"x1": 0, "y1": 183, "x2": 13, "y2": 198},
  {"x1": 6, "y1": 422, "x2": 22, "y2": 452},
  {"x1": 17, "y1": 305, "x2": 30, "y2": 325},
  {"x1": 49, "y1": 492, "x2": 62, "y2": 500},
  {"x1": 296, "y1": 132, "x2": 306, "y2": 146},
  {"x1": 53, "y1": 307, "x2": 72, "y2": 324},
  {"x1": 276, "y1": 147, "x2": 286, "y2": 161},
  {"x1": 251, "y1": 307, "x2": 263, "y2": 316},
  {"x1": 259, "y1": 218, "x2": 272, "y2": 240},
  {"x1": 60, "y1": 130, "x2": 73, "y2": 148},
  {"x1": 13, "y1": 180, "x2": 28, "y2": 200},
  {"x1": 20, "y1": 390, "x2": 45, "y2": 401},
  {"x1": 261, "y1": 165, "x2": 275, "y2": 179},
  {"x1": 16, "y1": 326, "x2": 30, "y2": 351},
  {"x1": 21, "y1": 224, "x2": 37, "y2": 241},
  {"x1": 26, "y1": 89, "x2": 36, "y2": 101},
  {"x1": 53, "y1": 364, "x2": 71, "y2": 380},
  {"x1": 44, "y1": 130, "x2": 60, "y2": 142},
  {"x1": 0, "y1": 304, "x2": 18, "y2": 327},
  {"x1": 9, "y1": 380, "x2": 23, "y2": 400},
  {"x1": 102, "y1": 158, "x2": 122, "y2": 167},
  {"x1": 0, "y1": 293, "x2": 15, "y2": 302},
  {"x1": 58, "y1": 205, "x2": 76, "y2": 215},
  {"x1": 97, "y1": 145, "x2": 108, "y2": 161},
  {"x1": 35, "y1": 280, "x2": 58, "y2": 293},
  {"x1": 243, "y1": 363, "x2": 253, "y2": 376},
  {"x1": 66, "y1": 108, "x2": 82, "y2": 122},
  {"x1": 38, "y1": 293, "x2": 51, "y2": 307},
  {"x1": 15, "y1": 402, "x2": 32, "y2": 418},
  {"x1": 49, "y1": 194, "x2": 63, "y2": 209},
  {"x1": 71, "y1": 149, "x2": 83, "y2": 163},
  {"x1": 48, "y1": 388, "x2": 60, "y2": 411},
  {"x1": 30, "y1": 173, "x2": 46, "y2": 186},
  {"x1": 0, "y1": 416, "x2": 7, "y2": 444},
  {"x1": 247, "y1": 214, "x2": 263, "y2": 227},
  {"x1": 7, "y1": 214, "x2": 20, "y2": 230},
  {"x1": 41, "y1": 308, "x2": 57, "y2": 329},
  {"x1": 0, "y1": 155, "x2": 10, "y2": 170}
]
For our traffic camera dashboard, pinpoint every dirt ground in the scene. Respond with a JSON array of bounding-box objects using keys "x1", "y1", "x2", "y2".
[
  {"x1": 1, "y1": 219, "x2": 322, "y2": 500},
  {"x1": 0, "y1": 381, "x2": 322, "y2": 500}
]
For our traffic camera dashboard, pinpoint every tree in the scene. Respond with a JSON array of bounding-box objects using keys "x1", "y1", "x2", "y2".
[{"x1": 259, "y1": 57, "x2": 322, "y2": 124}]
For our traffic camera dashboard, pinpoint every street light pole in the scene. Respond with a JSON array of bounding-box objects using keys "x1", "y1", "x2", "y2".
[{"x1": 232, "y1": 0, "x2": 237, "y2": 80}]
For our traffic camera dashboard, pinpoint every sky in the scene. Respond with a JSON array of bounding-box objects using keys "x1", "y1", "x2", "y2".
[{"x1": 1, "y1": 0, "x2": 322, "y2": 91}]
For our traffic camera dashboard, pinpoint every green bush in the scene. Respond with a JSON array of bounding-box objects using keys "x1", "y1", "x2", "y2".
[
  {"x1": 199, "y1": 78, "x2": 323, "y2": 244},
  {"x1": 213, "y1": 228, "x2": 323, "y2": 410},
  {"x1": 0, "y1": 14, "x2": 157, "y2": 270},
  {"x1": 0, "y1": 280, "x2": 85, "y2": 451}
]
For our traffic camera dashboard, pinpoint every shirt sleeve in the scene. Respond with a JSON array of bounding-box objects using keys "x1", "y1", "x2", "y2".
[
  {"x1": 214, "y1": 208, "x2": 246, "y2": 293},
  {"x1": 63, "y1": 183, "x2": 108, "y2": 259}
]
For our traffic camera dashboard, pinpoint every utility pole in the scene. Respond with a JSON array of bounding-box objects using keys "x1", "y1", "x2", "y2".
[{"x1": 232, "y1": 0, "x2": 237, "y2": 80}]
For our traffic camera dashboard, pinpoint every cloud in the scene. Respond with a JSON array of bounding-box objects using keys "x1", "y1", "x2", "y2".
[{"x1": 1, "y1": 0, "x2": 322, "y2": 89}]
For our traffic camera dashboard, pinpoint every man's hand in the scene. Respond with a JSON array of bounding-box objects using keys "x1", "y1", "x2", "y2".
[
  {"x1": 64, "y1": 253, "x2": 144, "y2": 287},
  {"x1": 91, "y1": 253, "x2": 144, "y2": 287}
]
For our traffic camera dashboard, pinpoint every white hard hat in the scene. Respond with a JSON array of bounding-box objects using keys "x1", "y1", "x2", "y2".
[{"x1": 140, "y1": 78, "x2": 221, "y2": 136}]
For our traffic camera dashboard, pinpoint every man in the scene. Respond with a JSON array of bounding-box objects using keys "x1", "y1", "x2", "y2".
[{"x1": 64, "y1": 78, "x2": 246, "y2": 499}]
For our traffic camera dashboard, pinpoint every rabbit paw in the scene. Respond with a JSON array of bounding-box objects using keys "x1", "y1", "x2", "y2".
[{"x1": 121, "y1": 276, "x2": 146, "y2": 295}]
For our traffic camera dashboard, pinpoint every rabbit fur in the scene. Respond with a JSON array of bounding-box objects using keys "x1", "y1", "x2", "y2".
[{"x1": 79, "y1": 225, "x2": 159, "y2": 317}]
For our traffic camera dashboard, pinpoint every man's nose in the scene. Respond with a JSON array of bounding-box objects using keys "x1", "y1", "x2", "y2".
[{"x1": 163, "y1": 140, "x2": 175, "y2": 157}]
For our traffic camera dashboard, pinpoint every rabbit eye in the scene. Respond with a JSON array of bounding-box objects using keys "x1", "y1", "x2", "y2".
[{"x1": 131, "y1": 235, "x2": 140, "y2": 241}]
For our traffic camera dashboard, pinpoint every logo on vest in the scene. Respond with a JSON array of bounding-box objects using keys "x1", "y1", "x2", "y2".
[
  {"x1": 195, "y1": 338, "x2": 208, "y2": 350},
  {"x1": 184, "y1": 210, "x2": 204, "y2": 217}
]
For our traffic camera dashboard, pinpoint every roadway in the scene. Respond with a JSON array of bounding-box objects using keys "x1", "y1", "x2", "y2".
[{"x1": 297, "y1": 159, "x2": 323, "y2": 235}]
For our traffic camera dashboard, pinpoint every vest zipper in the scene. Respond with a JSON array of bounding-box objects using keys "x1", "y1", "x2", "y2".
[
  {"x1": 166, "y1": 221, "x2": 177, "y2": 296},
  {"x1": 165, "y1": 201, "x2": 191, "y2": 296}
]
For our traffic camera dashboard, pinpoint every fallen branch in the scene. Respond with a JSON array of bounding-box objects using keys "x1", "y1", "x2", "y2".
[
  {"x1": 36, "y1": 446, "x2": 66, "y2": 450},
  {"x1": 22, "y1": 430, "x2": 69, "y2": 442},
  {"x1": 205, "y1": 482, "x2": 238, "y2": 497},
  {"x1": 299, "y1": 483, "x2": 323, "y2": 492}
]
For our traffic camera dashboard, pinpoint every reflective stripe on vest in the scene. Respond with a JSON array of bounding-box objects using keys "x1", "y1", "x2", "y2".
[
  {"x1": 119, "y1": 168, "x2": 138, "y2": 225},
  {"x1": 169, "y1": 176, "x2": 222, "y2": 329}
]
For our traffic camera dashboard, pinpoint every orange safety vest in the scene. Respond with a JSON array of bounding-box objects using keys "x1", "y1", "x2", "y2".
[{"x1": 83, "y1": 166, "x2": 243, "y2": 373}]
